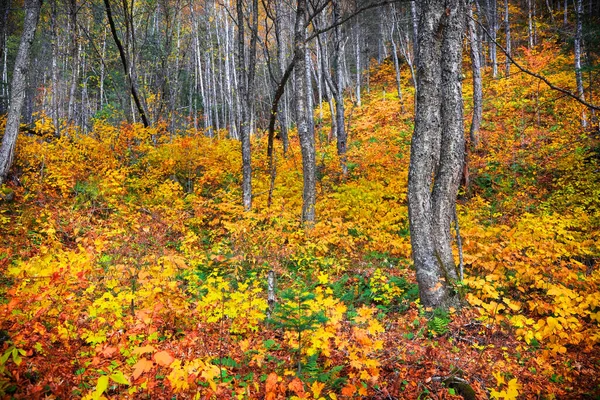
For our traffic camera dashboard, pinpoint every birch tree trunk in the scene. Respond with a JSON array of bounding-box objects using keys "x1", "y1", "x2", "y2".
[
  {"x1": 408, "y1": 0, "x2": 465, "y2": 308},
  {"x1": 0, "y1": 0, "x2": 43, "y2": 185},
  {"x1": 0, "y1": 0, "x2": 11, "y2": 115},
  {"x1": 332, "y1": 0, "x2": 347, "y2": 176},
  {"x1": 274, "y1": 0, "x2": 290, "y2": 153},
  {"x1": 468, "y1": 4, "x2": 482, "y2": 146},
  {"x1": 504, "y1": 0, "x2": 511, "y2": 77},
  {"x1": 390, "y1": 20, "x2": 404, "y2": 108},
  {"x1": 354, "y1": 23, "x2": 361, "y2": 106},
  {"x1": 295, "y1": 0, "x2": 316, "y2": 223},
  {"x1": 574, "y1": 0, "x2": 588, "y2": 128},
  {"x1": 237, "y1": 0, "x2": 258, "y2": 211}
]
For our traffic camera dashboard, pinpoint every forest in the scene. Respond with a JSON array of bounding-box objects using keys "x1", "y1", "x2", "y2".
[{"x1": 0, "y1": 0, "x2": 599, "y2": 398}]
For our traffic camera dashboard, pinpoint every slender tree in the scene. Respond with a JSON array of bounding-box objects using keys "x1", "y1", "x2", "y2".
[
  {"x1": 0, "y1": 0, "x2": 43, "y2": 185},
  {"x1": 294, "y1": 0, "x2": 316, "y2": 223},
  {"x1": 468, "y1": 2, "x2": 482, "y2": 146},
  {"x1": 408, "y1": 0, "x2": 466, "y2": 308},
  {"x1": 574, "y1": 0, "x2": 588, "y2": 128}
]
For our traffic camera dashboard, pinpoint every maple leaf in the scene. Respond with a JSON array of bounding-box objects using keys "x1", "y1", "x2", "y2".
[
  {"x1": 132, "y1": 357, "x2": 154, "y2": 380},
  {"x1": 153, "y1": 350, "x2": 174, "y2": 366},
  {"x1": 265, "y1": 372, "x2": 278, "y2": 400},
  {"x1": 311, "y1": 381, "x2": 325, "y2": 398},
  {"x1": 341, "y1": 383, "x2": 356, "y2": 396},
  {"x1": 132, "y1": 345, "x2": 156, "y2": 355},
  {"x1": 288, "y1": 378, "x2": 306, "y2": 397}
]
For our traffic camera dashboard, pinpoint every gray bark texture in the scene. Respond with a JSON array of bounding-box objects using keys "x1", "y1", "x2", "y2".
[
  {"x1": 294, "y1": 0, "x2": 316, "y2": 223},
  {"x1": 574, "y1": 0, "x2": 588, "y2": 128},
  {"x1": 468, "y1": 4, "x2": 482, "y2": 145},
  {"x1": 237, "y1": 0, "x2": 257, "y2": 211},
  {"x1": 408, "y1": 0, "x2": 466, "y2": 308},
  {"x1": 504, "y1": 0, "x2": 510, "y2": 77},
  {"x1": 332, "y1": 0, "x2": 347, "y2": 175},
  {"x1": 0, "y1": 0, "x2": 43, "y2": 185}
]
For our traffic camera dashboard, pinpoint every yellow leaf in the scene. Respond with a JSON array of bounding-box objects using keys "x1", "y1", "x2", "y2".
[{"x1": 311, "y1": 381, "x2": 325, "y2": 398}]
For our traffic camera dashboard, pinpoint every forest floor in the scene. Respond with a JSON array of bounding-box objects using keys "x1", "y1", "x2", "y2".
[{"x1": 1, "y1": 45, "x2": 599, "y2": 399}]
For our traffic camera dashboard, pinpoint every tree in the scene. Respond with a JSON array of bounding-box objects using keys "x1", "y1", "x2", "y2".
[
  {"x1": 0, "y1": 0, "x2": 43, "y2": 186},
  {"x1": 574, "y1": 0, "x2": 588, "y2": 128},
  {"x1": 237, "y1": 0, "x2": 258, "y2": 211},
  {"x1": 408, "y1": 0, "x2": 466, "y2": 308},
  {"x1": 294, "y1": 0, "x2": 316, "y2": 223},
  {"x1": 468, "y1": 2, "x2": 482, "y2": 146}
]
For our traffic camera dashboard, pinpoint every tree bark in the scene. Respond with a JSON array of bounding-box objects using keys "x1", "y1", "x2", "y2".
[
  {"x1": 574, "y1": 0, "x2": 588, "y2": 128},
  {"x1": 468, "y1": 3, "x2": 482, "y2": 146},
  {"x1": 504, "y1": 0, "x2": 510, "y2": 77},
  {"x1": 408, "y1": 0, "x2": 465, "y2": 308},
  {"x1": 295, "y1": 0, "x2": 316, "y2": 223},
  {"x1": 237, "y1": 0, "x2": 258, "y2": 211},
  {"x1": 332, "y1": 0, "x2": 347, "y2": 176},
  {"x1": 0, "y1": 0, "x2": 43, "y2": 185},
  {"x1": 0, "y1": 0, "x2": 10, "y2": 114}
]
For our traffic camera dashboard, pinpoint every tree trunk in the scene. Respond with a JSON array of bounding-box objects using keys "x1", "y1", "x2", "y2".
[
  {"x1": 295, "y1": 0, "x2": 316, "y2": 223},
  {"x1": 468, "y1": 3, "x2": 482, "y2": 146},
  {"x1": 408, "y1": 0, "x2": 465, "y2": 308},
  {"x1": 574, "y1": 0, "x2": 588, "y2": 128},
  {"x1": 390, "y1": 21, "x2": 404, "y2": 108},
  {"x1": 527, "y1": 0, "x2": 534, "y2": 49},
  {"x1": 274, "y1": 0, "x2": 290, "y2": 153},
  {"x1": 332, "y1": 0, "x2": 347, "y2": 176},
  {"x1": 237, "y1": 0, "x2": 257, "y2": 211},
  {"x1": 0, "y1": 0, "x2": 10, "y2": 114},
  {"x1": 0, "y1": 0, "x2": 43, "y2": 185},
  {"x1": 487, "y1": 0, "x2": 498, "y2": 77},
  {"x1": 504, "y1": 0, "x2": 510, "y2": 77}
]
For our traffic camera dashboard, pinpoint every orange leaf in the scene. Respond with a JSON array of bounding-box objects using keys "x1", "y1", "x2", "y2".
[
  {"x1": 153, "y1": 350, "x2": 174, "y2": 366},
  {"x1": 132, "y1": 345, "x2": 156, "y2": 355},
  {"x1": 288, "y1": 377, "x2": 305, "y2": 397},
  {"x1": 265, "y1": 372, "x2": 278, "y2": 400},
  {"x1": 341, "y1": 383, "x2": 356, "y2": 397},
  {"x1": 132, "y1": 357, "x2": 153, "y2": 380}
]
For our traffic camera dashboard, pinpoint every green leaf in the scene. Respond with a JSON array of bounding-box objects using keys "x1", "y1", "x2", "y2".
[
  {"x1": 11, "y1": 348, "x2": 22, "y2": 366},
  {"x1": 110, "y1": 371, "x2": 130, "y2": 385}
]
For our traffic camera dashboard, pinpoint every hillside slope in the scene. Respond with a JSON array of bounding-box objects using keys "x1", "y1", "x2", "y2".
[{"x1": 0, "y1": 46, "x2": 599, "y2": 398}]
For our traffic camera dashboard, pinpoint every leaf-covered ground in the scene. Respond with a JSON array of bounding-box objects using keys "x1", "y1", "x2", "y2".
[{"x1": 0, "y1": 45, "x2": 599, "y2": 399}]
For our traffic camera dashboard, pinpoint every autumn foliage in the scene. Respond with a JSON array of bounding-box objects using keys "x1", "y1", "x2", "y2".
[{"x1": 0, "y1": 44, "x2": 599, "y2": 399}]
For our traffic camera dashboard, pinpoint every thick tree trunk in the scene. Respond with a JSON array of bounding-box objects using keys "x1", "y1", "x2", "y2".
[
  {"x1": 468, "y1": 4, "x2": 482, "y2": 146},
  {"x1": 0, "y1": 0, "x2": 43, "y2": 185},
  {"x1": 295, "y1": 0, "x2": 316, "y2": 223},
  {"x1": 408, "y1": 0, "x2": 465, "y2": 308}
]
